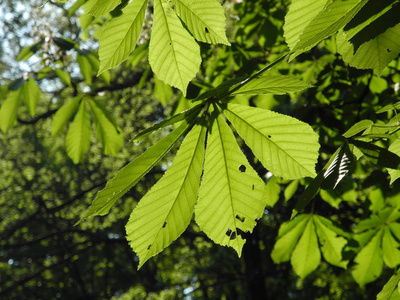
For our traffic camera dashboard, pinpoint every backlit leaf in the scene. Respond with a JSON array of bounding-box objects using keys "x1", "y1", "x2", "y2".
[
  {"x1": 351, "y1": 229, "x2": 384, "y2": 287},
  {"x1": 51, "y1": 96, "x2": 82, "y2": 136},
  {"x1": 173, "y1": 0, "x2": 230, "y2": 45},
  {"x1": 342, "y1": 119, "x2": 374, "y2": 138},
  {"x1": 382, "y1": 227, "x2": 400, "y2": 269},
  {"x1": 78, "y1": 112, "x2": 198, "y2": 223},
  {"x1": 195, "y1": 108, "x2": 268, "y2": 256},
  {"x1": 291, "y1": 216, "x2": 321, "y2": 278},
  {"x1": 223, "y1": 103, "x2": 319, "y2": 180},
  {"x1": 89, "y1": 99, "x2": 123, "y2": 156},
  {"x1": 66, "y1": 99, "x2": 91, "y2": 164},
  {"x1": 87, "y1": 0, "x2": 121, "y2": 16},
  {"x1": 149, "y1": 0, "x2": 201, "y2": 94},
  {"x1": 0, "y1": 88, "x2": 23, "y2": 133},
  {"x1": 98, "y1": 0, "x2": 148, "y2": 74},
  {"x1": 388, "y1": 139, "x2": 400, "y2": 184},
  {"x1": 377, "y1": 269, "x2": 400, "y2": 300},
  {"x1": 232, "y1": 75, "x2": 310, "y2": 95},
  {"x1": 22, "y1": 77, "x2": 40, "y2": 117},
  {"x1": 127, "y1": 123, "x2": 206, "y2": 268}
]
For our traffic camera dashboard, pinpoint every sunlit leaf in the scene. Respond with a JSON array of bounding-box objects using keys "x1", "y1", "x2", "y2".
[
  {"x1": 174, "y1": 0, "x2": 230, "y2": 45},
  {"x1": 87, "y1": 0, "x2": 121, "y2": 16},
  {"x1": 265, "y1": 176, "x2": 280, "y2": 208},
  {"x1": 51, "y1": 96, "x2": 82, "y2": 136},
  {"x1": 232, "y1": 75, "x2": 310, "y2": 95},
  {"x1": 351, "y1": 229, "x2": 384, "y2": 287},
  {"x1": 388, "y1": 139, "x2": 400, "y2": 184},
  {"x1": 342, "y1": 119, "x2": 374, "y2": 138},
  {"x1": 78, "y1": 112, "x2": 198, "y2": 223},
  {"x1": 195, "y1": 108, "x2": 268, "y2": 256},
  {"x1": 127, "y1": 123, "x2": 207, "y2": 268},
  {"x1": 0, "y1": 88, "x2": 23, "y2": 133},
  {"x1": 377, "y1": 269, "x2": 400, "y2": 300},
  {"x1": 149, "y1": 0, "x2": 201, "y2": 94},
  {"x1": 89, "y1": 99, "x2": 123, "y2": 156},
  {"x1": 223, "y1": 103, "x2": 319, "y2": 180},
  {"x1": 271, "y1": 214, "x2": 309, "y2": 263},
  {"x1": 22, "y1": 77, "x2": 40, "y2": 118},
  {"x1": 291, "y1": 216, "x2": 320, "y2": 278},
  {"x1": 66, "y1": 99, "x2": 91, "y2": 164},
  {"x1": 98, "y1": 0, "x2": 148, "y2": 74},
  {"x1": 382, "y1": 227, "x2": 400, "y2": 269}
]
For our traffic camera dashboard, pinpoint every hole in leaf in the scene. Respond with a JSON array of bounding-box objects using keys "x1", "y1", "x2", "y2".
[
  {"x1": 147, "y1": 245, "x2": 151, "y2": 250},
  {"x1": 162, "y1": 222, "x2": 167, "y2": 228},
  {"x1": 230, "y1": 231, "x2": 237, "y2": 240},
  {"x1": 235, "y1": 214, "x2": 245, "y2": 222},
  {"x1": 239, "y1": 165, "x2": 246, "y2": 172},
  {"x1": 225, "y1": 228, "x2": 232, "y2": 236},
  {"x1": 268, "y1": 135, "x2": 271, "y2": 138},
  {"x1": 387, "y1": 48, "x2": 392, "y2": 52},
  {"x1": 205, "y1": 27, "x2": 209, "y2": 33},
  {"x1": 237, "y1": 228, "x2": 247, "y2": 239},
  {"x1": 252, "y1": 184, "x2": 255, "y2": 190},
  {"x1": 169, "y1": 42, "x2": 172, "y2": 45}
]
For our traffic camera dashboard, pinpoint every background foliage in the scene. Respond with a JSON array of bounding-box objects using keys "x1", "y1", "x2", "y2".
[{"x1": 1, "y1": 0, "x2": 400, "y2": 299}]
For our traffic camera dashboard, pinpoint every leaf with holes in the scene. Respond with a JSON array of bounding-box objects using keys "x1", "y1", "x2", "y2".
[
  {"x1": 222, "y1": 103, "x2": 319, "y2": 180},
  {"x1": 127, "y1": 123, "x2": 206, "y2": 268},
  {"x1": 195, "y1": 108, "x2": 268, "y2": 256},
  {"x1": 149, "y1": 0, "x2": 201, "y2": 94},
  {"x1": 98, "y1": 0, "x2": 148, "y2": 74}
]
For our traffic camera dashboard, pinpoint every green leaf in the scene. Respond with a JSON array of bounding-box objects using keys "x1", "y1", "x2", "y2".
[
  {"x1": 51, "y1": 96, "x2": 82, "y2": 136},
  {"x1": 77, "y1": 52, "x2": 93, "y2": 84},
  {"x1": 193, "y1": 77, "x2": 246, "y2": 102},
  {"x1": 351, "y1": 229, "x2": 384, "y2": 287},
  {"x1": 377, "y1": 269, "x2": 400, "y2": 300},
  {"x1": 232, "y1": 75, "x2": 310, "y2": 95},
  {"x1": 388, "y1": 139, "x2": 400, "y2": 184},
  {"x1": 149, "y1": 0, "x2": 201, "y2": 94},
  {"x1": 382, "y1": 227, "x2": 400, "y2": 269},
  {"x1": 377, "y1": 102, "x2": 400, "y2": 114},
  {"x1": 17, "y1": 40, "x2": 44, "y2": 61},
  {"x1": 0, "y1": 88, "x2": 23, "y2": 133},
  {"x1": 89, "y1": 99, "x2": 123, "y2": 156},
  {"x1": 321, "y1": 143, "x2": 354, "y2": 189},
  {"x1": 87, "y1": 0, "x2": 121, "y2": 16},
  {"x1": 284, "y1": 180, "x2": 299, "y2": 202},
  {"x1": 265, "y1": 176, "x2": 281, "y2": 208},
  {"x1": 154, "y1": 75, "x2": 173, "y2": 105},
  {"x1": 283, "y1": 0, "x2": 328, "y2": 50},
  {"x1": 271, "y1": 214, "x2": 309, "y2": 263},
  {"x1": 22, "y1": 77, "x2": 40, "y2": 117},
  {"x1": 53, "y1": 37, "x2": 76, "y2": 51},
  {"x1": 292, "y1": 0, "x2": 367, "y2": 53},
  {"x1": 132, "y1": 104, "x2": 203, "y2": 142},
  {"x1": 98, "y1": 0, "x2": 148, "y2": 75},
  {"x1": 291, "y1": 216, "x2": 321, "y2": 278},
  {"x1": 66, "y1": 99, "x2": 91, "y2": 164},
  {"x1": 55, "y1": 68, "x2": 72, "y2": 86},
  {"x1": 223, "y1": 103, "x2": 319, "y2": 180},
  {"x1": 77, "y1": 112, "x2": 199, "y2": 223},
  {"x1": 314, "y1": 215, "x2": 348, "y2": 268},
  {"x1": 173, "y1": 0, "x2": 230, "y2": 45},
  {"x1": 337, "y1": 2, "x2": 400, "y2": 75},
  {"x1": 127, "y1": 123, "x2": 207, "y2": 268},
  {"x1": 342, "y1": 119, "x2": 374, "y2": 138},
  {"x1": 195, "y1": 108, "x2": 268, "y2": 256},
  {"x1": 350, "y1": 140, "x2": 400, "y2": 170}
]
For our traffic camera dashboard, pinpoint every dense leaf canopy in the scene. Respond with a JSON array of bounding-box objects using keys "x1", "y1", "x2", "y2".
[{"x1": 1, "y1": 0, "x2": 400, "y2": 299}]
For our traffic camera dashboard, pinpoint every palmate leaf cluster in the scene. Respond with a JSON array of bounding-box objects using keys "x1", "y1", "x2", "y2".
[{"x1": 2, "y1": 0, "x2": 400, "y2": 298}]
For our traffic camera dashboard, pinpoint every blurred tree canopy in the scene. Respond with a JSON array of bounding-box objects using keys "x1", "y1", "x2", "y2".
[{"x1": 1, "y1": 0, "x2": 400, "y2": 299}]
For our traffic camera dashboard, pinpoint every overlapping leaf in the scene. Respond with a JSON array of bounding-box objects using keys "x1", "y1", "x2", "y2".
[
  {"x1": 223, "y1": 103, "x2": 319, "y2": 180},
  {"x1": 271, "y1": 214, "x2": 348, "y2": 278},
  {"x1": 149, "y1": 0, "x2": 201, "y2": 94},
  {"x1": 78, "y1": 113, "x2": 198, "y2": 223},
  {"x1": 66, "y1": 99, "x2": 91, "y2": 164},
  {"x1": 173, "y1": 0, "x2": 230, "y2": 45},
  {"x1": 127, "y1": 123, "x2": 206, "y2": 268},
  {"x1": 89, "y1": 99, "x2": 123, "y2": 156},
  {"x1": 336, "y1": 2, "x2": 400, "y2": 75},
  {"x1": 195, "y1": 109, "x2": 268, "y2": 256},
  {"x1": 98, "y1": 0, "x2": 148, "y2": 74}
]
